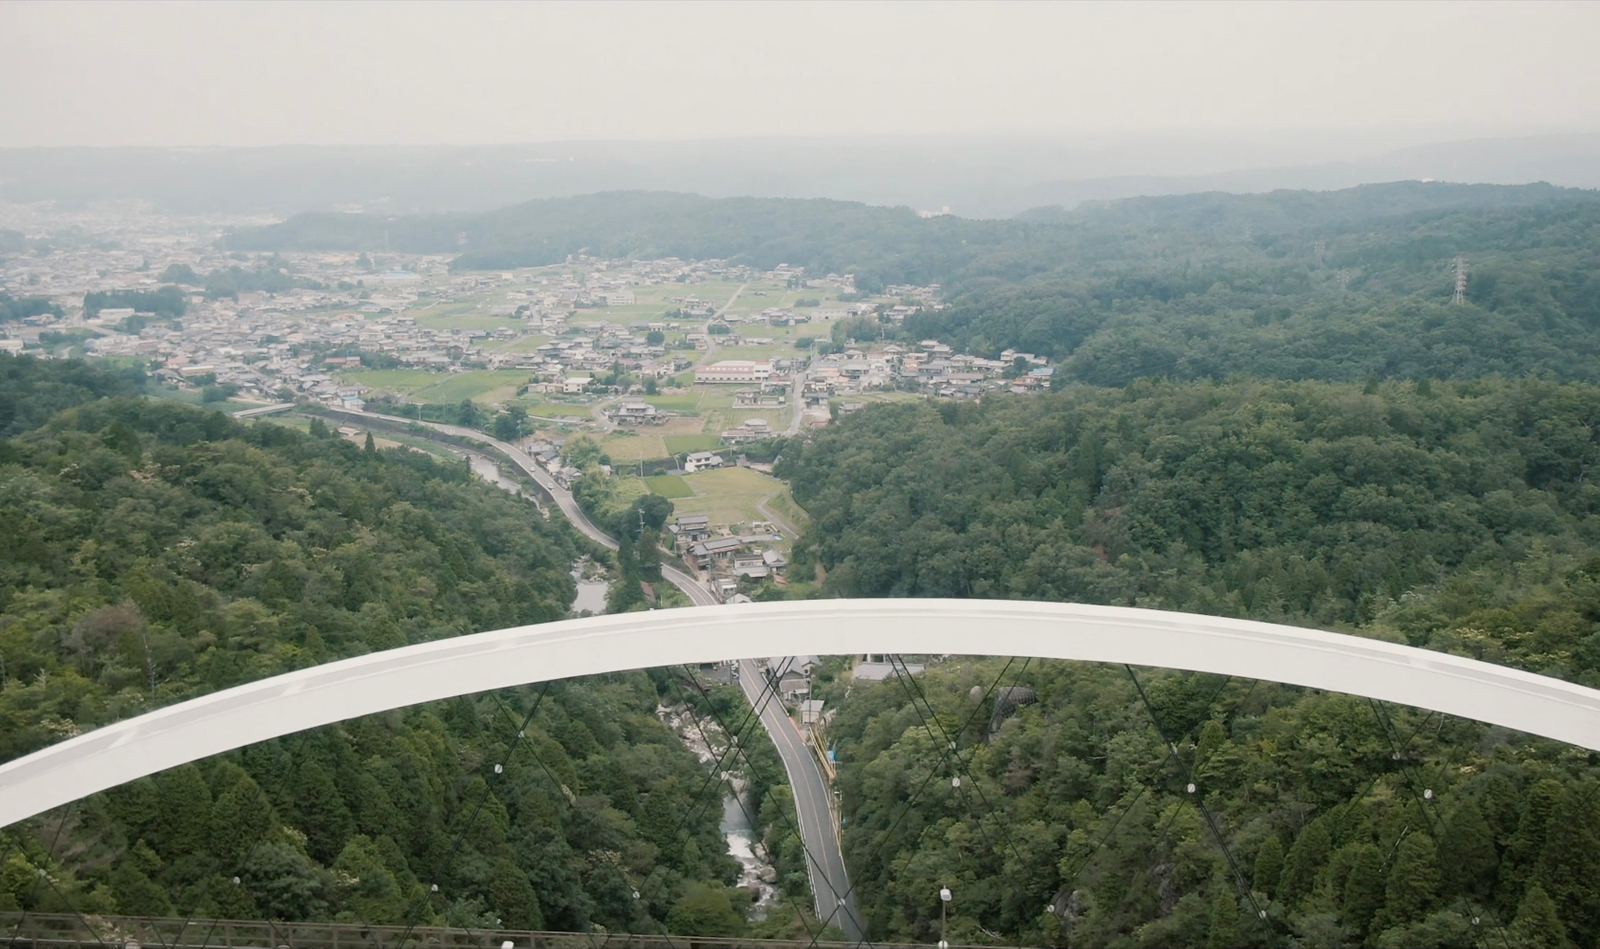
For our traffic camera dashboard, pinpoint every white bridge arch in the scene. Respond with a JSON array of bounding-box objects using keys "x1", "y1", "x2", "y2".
[{"x1": 4, "y1": 598, "x2": 1600, "y2": 828}]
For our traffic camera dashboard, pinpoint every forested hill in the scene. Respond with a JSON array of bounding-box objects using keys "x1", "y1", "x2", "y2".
[
  {"x1": 223, "y1": 190, "x2": 1015, "y2": 288},
  {"x1": 778, "y1": 379, "x2": 1600, "y2": 947},
  {"x1": 228, "y1": 182, "x2": 1600, "y2": 381},
  {"x1": 910, "y1": 186, "x2": 1600, "y2": 383},
  {"x1": 0, "y1": 356, "x2": 738, "y2": 933},
  {"x1": 225, "y1": 182, "x2": 1588, "y2": 284}
]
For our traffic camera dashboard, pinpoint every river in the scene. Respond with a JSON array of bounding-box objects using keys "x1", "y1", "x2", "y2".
[
  {"x1": 467, "y1": 451, "x2": 529, "y2": 496},
  {"x1": 460, "y1": 448, "x2": 609, "y2": 614},
  {"x1": 660, "y1": 703, "x2": 780, "y2": 916},
  {"x1": 455, "y1": 435, "x2": 774, "y2": 912}
]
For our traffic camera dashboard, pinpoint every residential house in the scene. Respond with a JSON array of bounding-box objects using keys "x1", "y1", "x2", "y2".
[
  {"x1": 684, "y1": 451, "x2": 725, "y2": 473},
  {"x1": 670, "y1": 514, "x2": 712, "y2": 546},
  {"x1": 688, "y1": 536, "x2": 743, "y2": 568},
  {"x1": 732, "y1": 552, "x2": 769, "y2": 578},
  {"x1": 610, "y1": 401, "x2": 664, "y2": 425}
]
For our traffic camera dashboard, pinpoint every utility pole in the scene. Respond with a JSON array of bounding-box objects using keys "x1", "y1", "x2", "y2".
[{"x1": 1452, "y1": 256, "x2": 1467, "y2": 305}]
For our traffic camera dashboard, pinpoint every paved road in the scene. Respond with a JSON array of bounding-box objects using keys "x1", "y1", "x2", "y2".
[
  {"x1": 786, "y1": 372, "x2": 805, "y2": 436},
  {"x1": 330, "y1": 407, "x2": 862, "y2": 930},
  {"x1": 333, "y1": 408, "x2": 720, "y2": 605},
  {"x1": 738, "y1": 659, "x2": 866, "y2": 942},
  {"x1": 697, "y1": 282, "x2": 748, "y2": 367},
  {"x1": 755, "y1": 495, "x2": 799, "y2": 540}
]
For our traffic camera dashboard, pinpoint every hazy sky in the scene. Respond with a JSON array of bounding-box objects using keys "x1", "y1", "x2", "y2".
[{"x1": 3, "y1": 0, "x2": 1598, "y2": 147}]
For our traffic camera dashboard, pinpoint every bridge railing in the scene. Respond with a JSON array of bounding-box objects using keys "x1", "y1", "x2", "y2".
[{"x1": 0, "y1": 913, "x2": 993, "y2": 949}]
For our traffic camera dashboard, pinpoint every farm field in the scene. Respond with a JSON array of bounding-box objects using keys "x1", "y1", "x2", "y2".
[
  {"x1": 668, "y1": 466, "x2": 798, "y2": 539},
  {"x1": 641, "y1": 394, "x2": 702, "y2": 413},
  {"x1": 663, "y1": 434, "x2": 724, "y2": 454},
  {"x1": 644, "y1": 474, "x2": 693, "y2": 498},
  {"x1": 340, "y1": 368, "x2": 530, "y2": 403},
  {"x1": 410, "y1": 306, "x2": 522, "y2": 333},
  {"x1": 598, "y1": 430, "x2": 668, "y2": 464}
]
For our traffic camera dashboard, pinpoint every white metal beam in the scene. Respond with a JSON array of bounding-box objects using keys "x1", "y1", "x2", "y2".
[{"x1": 3, "y1": 598, "x2": 1599, "y2": 828}]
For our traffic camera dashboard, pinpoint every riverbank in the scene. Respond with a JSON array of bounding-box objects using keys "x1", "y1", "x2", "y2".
[{"x1": 658, "y1": 701, "x2": 779, "y2": 916}]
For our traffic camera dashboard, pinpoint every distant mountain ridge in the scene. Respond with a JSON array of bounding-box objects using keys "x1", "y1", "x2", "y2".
[
  {"x1": 223, "y1": 180, "x2": 1598, "y2": 285},
  {"x1": 3, "y1": 131, "x2": 1599, "y2": 218}
]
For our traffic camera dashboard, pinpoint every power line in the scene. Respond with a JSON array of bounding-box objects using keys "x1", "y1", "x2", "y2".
[
  {"x1": 1124, "y1": 665, "x2": 1275, "y2": 944},
  {"x1": 390, "y1": 683, "x2": 551, "y2": 949},
  {"x1": 666, "y1": 669, "x2": 830, "y2": 949},
  {"x1": 826, "y1": 656, "x2": 1033, "y2": 949},
  {"x1": 1365, "y1": 698, "x2": 1513, "y2": 949},
  {"x1": 675, "y1": 665, "x2": 875, "y2": 945}
]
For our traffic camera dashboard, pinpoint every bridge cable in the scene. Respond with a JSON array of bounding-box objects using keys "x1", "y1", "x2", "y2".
[
  {"x1": 1364, "y1": 698, "x2": 1514, "y2": 949},
  {"x1": 390, "y1": 682, "x2": 552, "y2": 949},
  {"x1": 674, "y1": 665, "x2": 877, "y2": 947},
  {"x1": 666, "y1": 669, "x2": 831, "y2": 949},
  {"x1": 1042, "y1": 676, "x2": 1248, "y2": 942},
  {"x1": 651, "y1": 662, "x2": 791, "y2": 868},
  {"x1": 480, "y1": 688, "x2": 668, "y2": 947},
  {"x1": 1366, "y1": 699, "x2": 1506, "y2": 949},
  {"x1": 886, "y1": 655, "x2": 1038, "y2": 943},
  {"x1": 822, "y1": 655, "x2": 1033, "y2": 949},
  {"x1": 1124, "y1": 665, "x2": 1276, "y2": 944},
  {"x1": 3, "y1": 800, "x2": 109, "y2": 948},
  {"x1": 727, "y1": 657, "x2": 896, "y2": 945}
]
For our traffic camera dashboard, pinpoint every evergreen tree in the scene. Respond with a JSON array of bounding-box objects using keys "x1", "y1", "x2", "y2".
[
  {"x1": 332, "y1": 835, "x2": 405, "y2": 924},
  {"x1": 210, "y1": 775, "x2": 275, "y2": 867},
  {"x1": 486, "y1": 858, "x2": 545, "y2": 931},
  {"x1": 1499, "y1": 778, "x2": 1563, "y2": 905},
  {"x1": 1340, "y1": 843, "x2": 1385, "y2": 938},
  {"x1": 1204, "y1": 882, "x2": 1239, "y2": 948},
  {"x1": 363, "y1": 431, "x2": 375, "y2": 452},
  {"x1": 149, "y1": 764, "x2": 213, "y2": 861},
  {"x1": 1375, "y1": 833, "x2": 1438, "y2": 931},
  {"x1": 291, "y1": 758, "x2": 355, "y2": 865},
  {"x1": 1278, "y1": 819, "x2": 1331, "y2": 908},
  {"x1": 1532, "y1": 786, "x2": 1600, "y2": 946},
  {"x1": 1252, "y1": 836, "x2": 1283, "y2": 900},
  {"x1": 1508, "y1": 884, "x2": 1572, "y2": 949},
  {"x1": 1436, "y1": 799, "x2": 1497, "y2": 900},
  {"x1": 110, "y1": 841, "x2": 173, "y2": 917},
  {"x1": 241, "y1": 842, "x2": 329, "y2": 920}
]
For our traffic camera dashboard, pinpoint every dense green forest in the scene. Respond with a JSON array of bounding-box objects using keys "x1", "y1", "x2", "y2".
[
  {"x1": 776, "y1": 381, "x2": 1600, "y2": 947},
  {"x1": 910, "y1": 189, "x2": 1600, "y2": 384},
  {"x1": 0, "y1": 355, "x2": 748, "y2": 935}
]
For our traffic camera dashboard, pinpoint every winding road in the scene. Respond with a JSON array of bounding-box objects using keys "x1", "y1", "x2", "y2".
[
  {"x1": 330, "y1": 407, "x2": 717, "y2": 604},
  {"x1": 332, "y1": 407, "x2": 860, "y2": 935},
  {"x1": 738, "y1": 659, "x2": 866, "y2": 940},
  {"x1": 328, "y1": 280, "x2": 860, "y2": 937},
  {"x1": 336, "y1": 409, "x2": 862, "y2": 933}
]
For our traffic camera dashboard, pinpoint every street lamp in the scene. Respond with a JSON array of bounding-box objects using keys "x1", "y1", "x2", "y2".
[{"x1": 939, "y1": 886, "x2": 952, "y2": 949}]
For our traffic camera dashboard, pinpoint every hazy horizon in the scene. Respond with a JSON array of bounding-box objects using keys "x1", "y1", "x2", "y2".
[{"x1": 4, "y1": 1, "x2": 1600, "y2": 148}]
